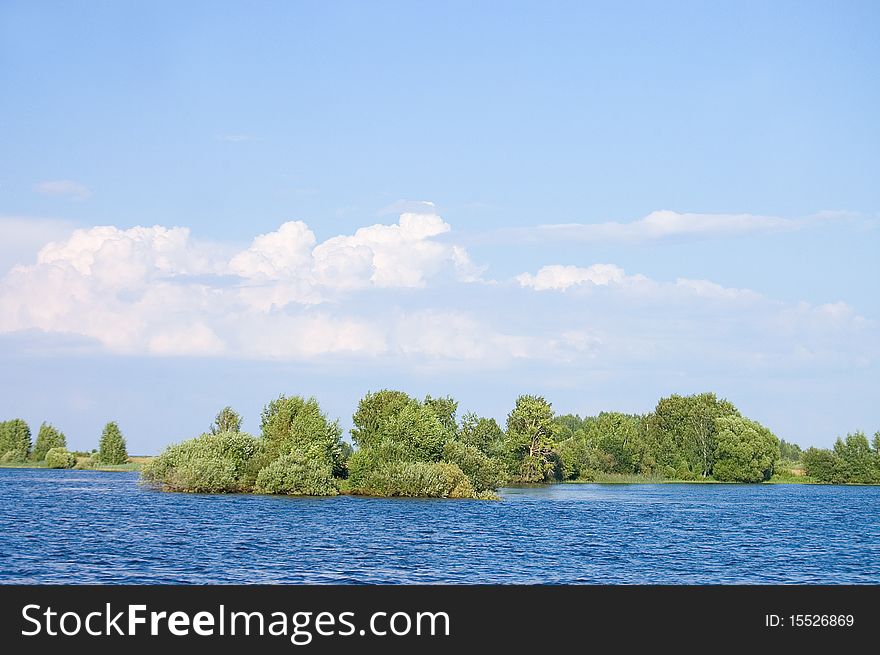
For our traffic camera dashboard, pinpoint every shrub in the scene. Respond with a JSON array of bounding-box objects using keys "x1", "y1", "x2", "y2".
[
  {"x1": 45, "y1": 447, "x2": 76, "y2": 469},
  {"x1": 352, "y1": 461, "x2": 476, "y2": 498},
  {"x1": 98, "y1": 421, "x2": 129, "y2": 464},
  {"x1": 254, "y1": 453, "x2": 338, "y2": 496},
  {"x1": 142, "y1": 431, "x2": 261, "y2": 493},
  {"x1": 442, "y1": 440, "x2": 504, "y2": 492}
]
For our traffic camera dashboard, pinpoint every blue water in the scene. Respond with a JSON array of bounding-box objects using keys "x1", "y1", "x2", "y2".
[{"x1": 1, "y1": 468, "x2": 878, "y2": 584}]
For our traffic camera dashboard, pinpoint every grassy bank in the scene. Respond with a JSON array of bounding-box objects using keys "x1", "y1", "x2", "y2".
[{"x1": 0, "y1": 455, "x2": 152, "y2": 472}]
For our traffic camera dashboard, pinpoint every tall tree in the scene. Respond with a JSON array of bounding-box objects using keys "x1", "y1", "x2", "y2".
[
  {"x1": 210, "y1": 406, "x2": 243, "y2": 435},
  {"x1": 98, "y1": 421, "x2": 129, "y2": 464},
  {"x1": 260, "y1": 395, "x2": 345, "y2": 476},
  {"x1": 32, "y1": 422, "x2": 66, "y2": 462},
  {"x1": 0, "y1": 419, "x2": 31, "y2": 462},
  {"x1": 647, "y1": 392, "x2": 739, "y2": 478},
  {"x1": 504, "y1": 395, "x2": 557, "y2": 482}
]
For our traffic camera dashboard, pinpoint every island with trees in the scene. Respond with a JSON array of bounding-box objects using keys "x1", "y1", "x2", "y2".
[{"x1": 3, "y1": 390, "x2": 878, "y2": 496}]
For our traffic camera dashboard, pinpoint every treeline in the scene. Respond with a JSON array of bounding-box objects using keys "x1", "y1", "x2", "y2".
[
  {"x1": 143, "y1": 390, "x2": 799, "y2": 499},
  {"x1": 0, "y1": 420, "x2": 129, "y2": 469},
  {"x1": 802, "y1": 432, "x2": 880, "y2": 484}
]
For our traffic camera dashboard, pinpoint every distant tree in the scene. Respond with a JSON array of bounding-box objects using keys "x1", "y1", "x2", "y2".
[
  {"x1": 778, "y1": 438, "x2": 803, "y2": 462},
  {"x1": 98, "y1": 421, "x2": 128, "y2": 464},
  {"x1": 504, "y1": 395, "x2": 557, "y2": 482},
  {"x1": 712, "y1": 416, "x2": 779, "y2": 482},
  {"x1": 832, "y1": 432, "x2": 879, "y2": 484},
  {"x1": 210, "y1": 406, "x2": 243, "y2": 435},
  {"x1": 45, "y1": 447, "x2": 75, "y2": 469},
  {"x1": 459, "y1": 412, "x2": 504, "y2": 456},
  {"x1": 0, "y1": 419, "x2": 31, "y2": 462},
  {"x1": 32, "y1": 423, "x2": 66, "y2": 462},
  {"x1": 802, "y1": 447, "x2": 838, "y2": 483},
  {"x1": 423, "y1": 395, "x2": 459, "y2": 434}
]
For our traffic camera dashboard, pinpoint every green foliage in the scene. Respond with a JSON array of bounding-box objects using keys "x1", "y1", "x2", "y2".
[
  {"x1": 503, "y1": 395, "x2": 557, "y2": 482},
  {"x1": 254, "y1": 452, "x2": 338, "y2": 496},
  {"x1": 351, "y1": 390, "x2": 418, "y2": 450},
  {"x1": 0, "y1": 419, "x2": 31, "y2": 462},
  {"x1": 423, "y1": 395, "x2": 459, "y2": 434},
  {"x1": 802, "y1": 447, "x2": 839, "y2": 482},
  {"x1": 442, "y1": 440, "x2": 504, "y2": 492},
  {"x1": 260, "y1": 395, "x2": 346, "y2": 477},
  {"x1": 142, "y1": 431, "x2": 261, "y2": 493},
  {"x1": 801, "y1": 433, "x2": 880, "y2": 484},
  {"x1": 779, "y1": 438, "x2": 803, "y2": 463},
  {"x1": 210, "y1": 406, "x2": 243, "y2": 435},
  {"x1": 352, "y1": 460, "x2": 476, "y2": 498},
  {"x1": 647, "y1": 392, "x2": 739, "y2": 477},
  {"x1": 712, "y1": 416, "x2": 779, "y2": 482},
  {"x1": 45, "y1": 447, "x2": 76, "y2": 469},
  {"x1": 98, "y1": 421, "x2": 129, "y2": 464},
  {"x1": 32, "y1": 423, "x2": 66, "y2": 461},
  {"x1": 459, "y1": 412, "x2": 504, "y2": 456}
]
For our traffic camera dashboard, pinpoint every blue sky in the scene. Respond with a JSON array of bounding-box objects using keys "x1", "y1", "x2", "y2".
[{"x1": 1, "y1": 1, "x2": 878, "y2": 453}]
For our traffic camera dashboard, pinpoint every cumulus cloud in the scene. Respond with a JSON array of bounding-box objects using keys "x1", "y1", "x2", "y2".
[
  {"x1": 33, "y1": 180, "x2": 92, "y2": 201},
  {"x1": 0, "y1": 210, "x2": 873, "y2": 374},
  {"x1": 0, "y1": 212, "x2": 490, "y2": 359}
]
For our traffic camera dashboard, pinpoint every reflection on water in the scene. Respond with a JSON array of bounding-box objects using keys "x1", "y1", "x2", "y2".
[{"x1": 1, "y1": 469, "x2": 878, "y2": 584}]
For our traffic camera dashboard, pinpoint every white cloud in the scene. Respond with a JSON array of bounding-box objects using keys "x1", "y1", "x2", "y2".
[
  {"x1": 0, "y1": 210, "x2": 873, "y2": 375},
  {"x1": 33, "y1": 180, "x2": 92, "y2": 201},
  {"x1": 516, "y1": 264, "x2": 633, "y2": 291},
  {"x1": 0, "y1": 212, "x2": 491, "y2": 359}
]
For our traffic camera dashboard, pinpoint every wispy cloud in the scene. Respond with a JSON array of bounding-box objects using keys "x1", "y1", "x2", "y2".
[
  {"x1": 214, "y1": 133, "x2": 257, "y2": 142},
  {"x1": 33, "y1": 180, "x2": 92, "y2": 201},
  {"x1": 478, "y1": 210, "x2": 863, "y2": 245}
]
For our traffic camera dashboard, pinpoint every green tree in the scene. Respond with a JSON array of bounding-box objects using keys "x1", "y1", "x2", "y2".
[
  {"x1": 423, "y1": 395, "x2": 459, "y2": 434},
  {"x1": 442, "y1": 439, "x2": 504, "y2": 492},
  {"x1": 0, "y1": 419, "x2": 31, "y2": 462},
  {"x1": 98, "y1": 421, "x2": 128, "y2": 464},
  {"x1": 45, "y1": 447, "x2": 76, "y2": 469},
  {"x1": 260, "y1": 395, "x2": 346, "y2": 477},
  {"x1": 712, "y1": 416, "x2": 779, "y2": 482},
  {"x1": 802, "y1": 447, "x2": 838, "y2": 482},
  {"x1": 459, "y1": 412, "x2": 504, "y2": 456},
  {"x1": 504, "y1": 395, "x2": 557, "y2": 482},
  {"x1": 210, "y1": 406, "x2": 243, "y2": 435},
  {"x1": 778, "y1": 438, "x2": 803, "y2": 463},
  {"x1": 32, "y1": 423, "x2": 66, "y2": 462},
  {"x1": 647, "y1": 392, "x2": 739, "y2": 478},
  {"x1": 832, "y1": 432, "x2": 878, "y2": 483}
]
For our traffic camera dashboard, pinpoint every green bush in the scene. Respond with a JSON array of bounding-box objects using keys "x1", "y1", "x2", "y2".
[
  {"x1": 45, "y1": 447, "x2": 76, "y2": 469},
  {"x1": 442, "y1": 440, "x2": 504, "y2": 492},
  {"x1": 352, "y1": 460, "x2": 476, "y2": 498},
  {"x1": 254, "y1": 453, "x2": 338, "y2": 496},
  {"x1": 142, "y1": 431, "x2": 261, "y2": 493}
]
